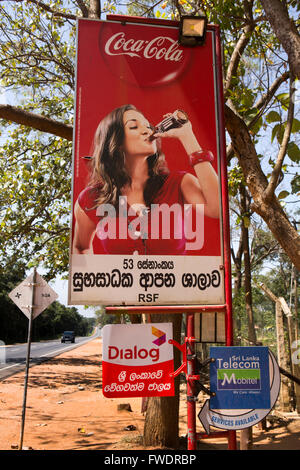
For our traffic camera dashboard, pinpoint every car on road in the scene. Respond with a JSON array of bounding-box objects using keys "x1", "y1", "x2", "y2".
[{"x1": 61, "y1": 331, "x2": 75, "y2": 343}]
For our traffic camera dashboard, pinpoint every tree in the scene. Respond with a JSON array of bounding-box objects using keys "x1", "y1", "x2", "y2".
[
  {"x1": 0, "y1": 259, "x2": 93, "y2": 343},
  {"x1": 0, "y1": 0, "x2": 300, "y2": 448},
  {"x1": 143, "y1": 313, "x2": 182, "y2": 448},
  {"x1": 229, "y1": 171, "x2": 280, "y2": 345},
  {"x1": 218, "y1": 0, "x2": 300, "y2": 271},
  {"x1": 0, "y1": 0, "x2": 76, "y2": 277},
  {"x1": 32, "y1": 302, "x2": 95, "y2": 340},
  {"x1": 239, "y1": 184, "x2": 257, "y2": 345},
  {"x1": 0, "y1": 261, "x2": 28, "y2": 343}
]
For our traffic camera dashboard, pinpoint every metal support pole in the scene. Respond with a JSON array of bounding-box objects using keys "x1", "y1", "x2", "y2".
[
  {"x1": 19, "y1": 267, "x2": 36, "y2": 450},
  {"x1": 186, "y1": 313, "x2": 197, "y2": 451}
]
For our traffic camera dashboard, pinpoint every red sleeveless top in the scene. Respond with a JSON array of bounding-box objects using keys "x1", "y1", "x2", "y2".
[{"x1": 78, "y1": 171, "x2": 188, "y2": 255}]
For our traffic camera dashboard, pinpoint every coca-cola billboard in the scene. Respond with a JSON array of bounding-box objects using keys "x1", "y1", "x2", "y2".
[{"x1": 68, "y1": 17, "x2": 227, "y2": 307}]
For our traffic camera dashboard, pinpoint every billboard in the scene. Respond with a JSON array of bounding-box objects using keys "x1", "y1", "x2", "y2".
[
  {"x1": 198, "y1": 348, "x2": 280, "y2": 433},
  {"x1": 102, "y1": 323, "x2": 174, "y2": 398},
  {"x1": 209, "y1": 347, "x2": 271, "y2": 409},
  {"x1": 68, "y1": 17, "x2": 227, "y2": 307}
]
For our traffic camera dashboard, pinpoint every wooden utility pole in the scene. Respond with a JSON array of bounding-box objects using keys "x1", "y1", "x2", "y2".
[
  {"x1": 278, "y1": 295, "x2": 300, "y2": 414},
  {"x1": 257, "y1": 283, "x2": 295, "y2": 411},
  {"x1": 275, "y1": 300, "x2": 290, "y2": 411}
]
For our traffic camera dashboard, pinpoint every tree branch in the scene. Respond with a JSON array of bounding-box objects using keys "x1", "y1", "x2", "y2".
[
  {"x1": 225, "y1": 102, "x2": 300, "y2": 271},
  {"x1": 248, "y1": 71, "x2": 290, "y2": 131},
  {"x1": 225, "y1": 103, "x2": 269, "y2": 199},
  {"x1": 1, "y1": 0, "x2": 78, "y2": 20},
  {"x1": 75, "y1": 0, "x2": 89, "y2": 18},
  {"x1": 226, "y1": 71, "x2": 290, "y2": 163},
  {"x1": 253, "y1": 72, "x2": 290, "y2": 111},
  {"x1": 224, "y1": 2, "x2": 255, "y2": 95},
  {"x1": 250, "y1": 241, "x2": 279, "y2": 269},
  {"x1": 0, "y1": 104, "x2": 73, "y2": 141},
  {"x1": 263, "y1": 74, "x2": 295, "y2": 201},
  {"x1": 141, "y1": 0, "x2": 165, "y2": 17}
]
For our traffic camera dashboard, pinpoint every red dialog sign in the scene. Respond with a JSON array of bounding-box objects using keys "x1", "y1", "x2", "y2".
[
  {"x1": 102, "y1": 323, "x2": 174, "y2": 397},
  {"x1": 69, "y1": 17, "x2": 226, "y2": 308}
]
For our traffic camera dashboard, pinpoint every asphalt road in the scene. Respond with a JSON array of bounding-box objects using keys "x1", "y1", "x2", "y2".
[{"x1": 0, "y1": 329, "x2": 100, "y2": 381}]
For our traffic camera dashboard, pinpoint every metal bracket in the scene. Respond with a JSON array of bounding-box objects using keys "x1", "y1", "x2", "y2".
[
  {"x1": 168, "y1": 339, "x2": 187, "y2": 377},
  {"x1": 188, "y1": 375, "x2": 215, "y2": 397},
  {"x1": 168, "y1": 338, "x2": 215, "y2": 397},
  {"x1": 191, "y1": 356, "x2": 216, "y2": 397},
  {"x1": 187, "y1": 395, "x2": 198, "y2": 402}
]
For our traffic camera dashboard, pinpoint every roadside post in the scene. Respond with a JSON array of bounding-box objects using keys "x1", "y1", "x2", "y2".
[
  {"x1": 0, "y1": 341, "x2": 5, "y2": 365},
  {"x1": 68, "y1": 14, "x2": 236, "y2": 450},
  {"x1": 8, "y1": 267, "x2": 58, "y2": 450}
]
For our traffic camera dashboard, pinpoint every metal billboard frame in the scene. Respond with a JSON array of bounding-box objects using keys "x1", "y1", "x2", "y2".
[
  {"x1": 101, "y1": 14, "x2": 233, "y2": 344},
  {"x1": 69, "y1": 14, "x2": 236, "y2": 450}
]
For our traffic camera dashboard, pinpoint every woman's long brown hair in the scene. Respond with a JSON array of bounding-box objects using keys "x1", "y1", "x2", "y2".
[{"x1": 88, "y1": 104, "x2": 169, "y2": 208}]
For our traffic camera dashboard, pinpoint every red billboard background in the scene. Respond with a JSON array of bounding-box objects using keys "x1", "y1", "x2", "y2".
[{"x1": 68, "y1": 16, "x2": 229, "y2": 307}]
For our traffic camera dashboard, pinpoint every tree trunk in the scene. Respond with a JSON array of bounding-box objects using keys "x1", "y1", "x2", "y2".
[
  {"x1": 225, "y1": 104, "x2": 300, "y2": 272},
  {"x1": 240, "y1": 185, "x2": 257, "y2": 345},
  {"x1": 143, "y1": 313, "x2": 182, "y2": 448},
  {"x1": 231, "y1": 235, "x2": 243, "y2": 345},
  {"x1": 239, "y1": 185, "x2": 255, "y2": 448},
  {"x1": 88, "y1": 0, "x2": 101, "y2": 19},
  {"x1": 240, "y1": 427, "x2": 253, "y2": 450},
  {"x1": 292, "y1": 276, "x2": 300, "y2": 413},
  {"x1": 260, "y1": 0, "x2": 300, "y2": 79}
]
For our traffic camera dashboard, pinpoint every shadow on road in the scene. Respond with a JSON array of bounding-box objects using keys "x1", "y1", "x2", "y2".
[{"x1": 5, "y1": 353, "x2": 103, "y2": 390}]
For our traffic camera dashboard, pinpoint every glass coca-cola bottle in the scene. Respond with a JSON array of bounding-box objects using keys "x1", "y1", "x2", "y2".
[{"x1": 150, "y1": 110, "x2": 189, "y2": 139}]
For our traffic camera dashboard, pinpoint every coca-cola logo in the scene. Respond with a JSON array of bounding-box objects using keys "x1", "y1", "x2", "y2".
[
  {"x1": 99, "y1": 23, "x2": 192, "y2": 88},
  {"x1": 105, "y1": 32, "x2": 183, "y2": 62}
]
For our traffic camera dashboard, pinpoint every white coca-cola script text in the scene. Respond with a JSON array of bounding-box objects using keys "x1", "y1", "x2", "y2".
[{"x1": 104, "y1": 32, "x2": 183, "y2": 62}]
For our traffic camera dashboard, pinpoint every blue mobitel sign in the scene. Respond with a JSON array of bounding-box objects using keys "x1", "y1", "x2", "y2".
[{"x1": 210, "y1": 346, "x2": 271, "y2": 410}]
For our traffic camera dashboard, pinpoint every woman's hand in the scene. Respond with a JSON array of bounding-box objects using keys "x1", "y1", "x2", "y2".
[
  {"x1": 154, "y1": 111, "x2": 220, "y2": 219},
  {"x1": 153, "y1": 113, "x2": 194, "y2": 140},
  {"x1": 155, "y1": 114, "x2": 203, "y2": 157}
]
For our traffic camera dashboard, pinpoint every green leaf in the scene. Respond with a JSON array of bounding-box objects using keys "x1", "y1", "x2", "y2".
[
  {"x1": 277, "y1": 190, "x2": 290, "y2": 200},
  {"x1": 271, "y1": 122, "x2": 286, "y2": 144},
  {"x1": 291, "y1": 119, "x2": 300, "y2": 133},
  {"x1": 271, "y1": 123, "x2": 281, "y2": 143},
  {"x1": 266, "y1": 111, "x2": 281, "y2": 123},
  {"x1": 291, "y1": 175, "x2": 300, "y2": 194},
  {"x1": 287, "y1": 142, "x2": 300, "y2": 162},
  {"x1": 251, "y1": 116, "x2": 263, "y2": 135},
  {"x1": 276, "y1": 93, "x2": 289, "y2": 111},
  {"x1": 243, "y1": 216, "x2": 250, "y2": 228}
]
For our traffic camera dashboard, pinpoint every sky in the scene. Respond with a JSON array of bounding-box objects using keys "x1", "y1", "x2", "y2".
[{"x1": 50, "y1": 276, "x2": 96, "y2": 318}]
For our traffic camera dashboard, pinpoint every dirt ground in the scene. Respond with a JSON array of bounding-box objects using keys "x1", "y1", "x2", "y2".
[{"x1": 0, "y1": 337, "x2": 299, "y2": 451}]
